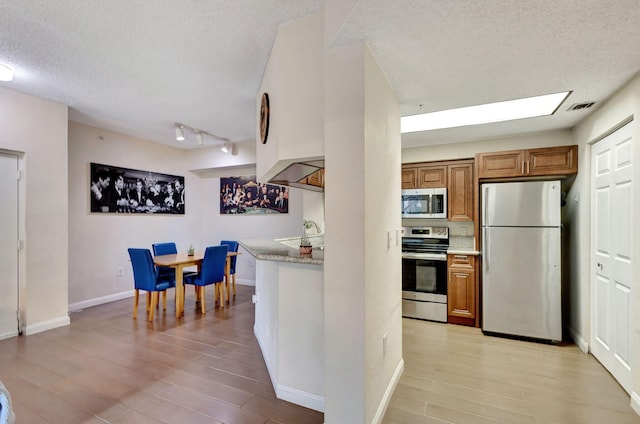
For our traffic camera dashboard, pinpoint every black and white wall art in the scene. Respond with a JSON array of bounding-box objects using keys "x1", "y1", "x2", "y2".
[{"x1": 90, "y1": 162, "x2": 185, "y2": 214}]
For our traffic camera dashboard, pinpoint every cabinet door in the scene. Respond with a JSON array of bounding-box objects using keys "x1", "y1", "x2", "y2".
[
  {"x1": 401, "y1": 167, "x2": 418, "y2": 189},
  {"x1": 307, "y1": 169, "x2": 324, "y2": 187},
  {"x1": 447, "y1": 255, "x2": 476, "y2": 325},
  {"x1": 476, "y1": 150, "x2": 525, "y2": 178},
  {"x1": 448, "y1": 161, "x2": 474, "y2": 221},
  {"x1": 417, "y1": 165, "x2": 447, "y2": 188},
  {"x1": 526, "y1": 145, "x2": 578, "y2": 176}
]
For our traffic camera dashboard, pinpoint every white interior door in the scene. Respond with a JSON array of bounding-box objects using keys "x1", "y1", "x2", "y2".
[
  {"x1": 0, "y1": 152, "x2": 19, "y2": 339},
  {"x1": 591, "y1": 121, "x2": 633, "y2": 393}
]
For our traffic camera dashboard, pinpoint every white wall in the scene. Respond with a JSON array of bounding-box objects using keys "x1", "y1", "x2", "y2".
[
  {"x1": 0, "y1": 86, "x2": 69, "y2": 333},
  {"x1": 68, "y1": 122, "x2": 303, "y2": 309},
  {"x1": 571, "y1": 73, "x2": 640, "y2": 403},
  {"x1": 256, "y1": 12, "x2": 325, "y2": 182}
]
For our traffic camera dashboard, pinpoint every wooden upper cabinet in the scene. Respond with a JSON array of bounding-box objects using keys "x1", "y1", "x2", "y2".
[
  {"x1": 526, "y1": 145, "x2": 578, "y2": 176},
  {"x1": 401, "y1": 164, "x2": 447, "y2": 188},
  {"x1": 401, "y1": 167, "x2": 418, "y2": 189},
  {"x1": 477, "y1": 145, "x2": 578, "y2": 179},
  {"x1": 476, "y1": 149, "x2": 526, "y2": 178},
  {"x1": 417, "y1": 164, "x2": 447, "y2": 188},
  {"x1": 448, "y1": 161, "x2": 473, "y2": 222},
  {"x1": 306, "y1": 169, "x2": 324, "y2": 187}
]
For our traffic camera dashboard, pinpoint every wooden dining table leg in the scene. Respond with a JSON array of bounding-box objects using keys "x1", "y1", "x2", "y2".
[
  {"x1": 175, "y1": 266, "x2": 184, "y2": 318},
  {"x1": 227, "y1": 256, "x2": 233, "y2": 305}
]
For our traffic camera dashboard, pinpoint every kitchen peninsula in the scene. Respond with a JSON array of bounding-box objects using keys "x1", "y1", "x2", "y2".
[{"x1": 239, "y1": 239, "x2": 325, "y2": 412}]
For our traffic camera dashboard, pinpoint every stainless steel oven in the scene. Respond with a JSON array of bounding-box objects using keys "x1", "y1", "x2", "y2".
[{"x1": 401, "y1": 226, "x2": 449, "y2": 322}]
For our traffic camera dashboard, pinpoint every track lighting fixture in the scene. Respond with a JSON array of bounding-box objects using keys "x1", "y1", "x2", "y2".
[
  {"x1": 175, "y1": 124, "x2": 185, "y2": 141},
  {"x1": 173, "y1": 122, "x2": 229, "y2": 149},
  {"x1": 0, "y1": 63, "x2": 13, "y2": 82}
]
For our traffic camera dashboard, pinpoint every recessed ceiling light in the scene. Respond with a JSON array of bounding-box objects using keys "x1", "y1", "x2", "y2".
[
  {"x1": 401, "y1": 91, "x2": 571, "y2": 133},
  {"x1": 0, "y1": 64, "x2": 14, "y2": 82}
]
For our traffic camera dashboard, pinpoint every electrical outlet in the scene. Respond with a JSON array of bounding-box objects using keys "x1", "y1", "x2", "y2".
[
  {"x1": 116, "y1": 267, "x2": 124, "y2": 277},
  {"x1": 387, "y1": 230, "x2": 392, "y2": 249},
  {"x1": 248, "y1": 258, "x2": 254, "y2": 268},
  {"x1": 460, "y1": 227, "x2": 467, "y2": 236},
  {"x1": 382, "y1": 334, "x2": 388, "y2": 357}
]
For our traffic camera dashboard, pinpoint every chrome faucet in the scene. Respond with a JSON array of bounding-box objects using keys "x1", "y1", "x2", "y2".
[
  {"x1": 301, "y1": 219, "x2": 321, "y2": 246},
  {"x1": 304, "y1": 219, "x2": 321, "y2": 235}
]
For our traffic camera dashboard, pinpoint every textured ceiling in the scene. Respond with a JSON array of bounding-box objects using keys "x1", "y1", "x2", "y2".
[{"x1": 1, "y1": 0, "x2": 639, "y2": 150}]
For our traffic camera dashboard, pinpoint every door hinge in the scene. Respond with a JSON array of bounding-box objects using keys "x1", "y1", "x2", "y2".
[
  {"x1": 17, "y1": 169, "x2": 22, "y2": 181},
  {"x1": 17, "y1": 239, "x2": 24, "y2": 251}
]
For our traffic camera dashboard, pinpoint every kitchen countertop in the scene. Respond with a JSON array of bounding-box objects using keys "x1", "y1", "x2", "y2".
[
  {"x1": 447, "y1": 248, "x2": 480, "y2": 256},
  {"x1": 239, "y1": 239, "x2": 324, "y2": 265}
]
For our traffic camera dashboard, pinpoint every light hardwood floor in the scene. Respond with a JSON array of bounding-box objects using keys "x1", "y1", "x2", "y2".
[
  {"x1": 383, "y1": 318, "x2": 640, "y2": 424},
  {"x1": 0, "y1": 285, "x2": 323, "y2": 424},
  {"x1": 1, "y1": 286, "x2": 638, "y2": 424}
]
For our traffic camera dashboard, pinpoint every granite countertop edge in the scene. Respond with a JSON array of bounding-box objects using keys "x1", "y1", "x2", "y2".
[
  {"x1": 239, "y1": 240, "x2": 324, "y2": 265},
  {"x1": 447, "y1": 248, "x2": 480, "y2": 255}
]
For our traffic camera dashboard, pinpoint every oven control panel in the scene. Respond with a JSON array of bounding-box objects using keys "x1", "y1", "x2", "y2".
[{"x1": 401, "y1": 226, "x2": 448, "y2": 239}]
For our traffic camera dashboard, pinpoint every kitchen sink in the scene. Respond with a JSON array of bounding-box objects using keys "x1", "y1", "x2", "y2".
[{"x1": 275, "y1": 235, "x2": 324, "y2": 250}]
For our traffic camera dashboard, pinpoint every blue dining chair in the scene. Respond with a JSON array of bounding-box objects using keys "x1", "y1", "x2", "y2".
[
  {"x1": 184, "y1": 245, "x2": 228, "y2": 314},
  {"x1": 128, "y1": 248, "x2": 176, "y2": 321},
  {"x1": 220, "y1": 240, "x2": 239, "y2": 299},
  {"x1": 152, "y1": 242, "x2": 179, "y2": 280}
]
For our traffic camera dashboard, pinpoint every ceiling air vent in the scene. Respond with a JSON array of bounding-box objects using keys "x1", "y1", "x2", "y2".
[{"x1": 567, "y1": 101, "x2": 596, "y2": 111}]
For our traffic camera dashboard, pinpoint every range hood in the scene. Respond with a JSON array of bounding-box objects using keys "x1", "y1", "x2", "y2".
[{"x1": 268, "y1": 159, "x2": 324, "y2": 192}]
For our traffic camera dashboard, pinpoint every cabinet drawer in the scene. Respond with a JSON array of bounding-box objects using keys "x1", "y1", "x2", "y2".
[{"x1": 448, "y1": 254, "x2": 475, "y2": 268}]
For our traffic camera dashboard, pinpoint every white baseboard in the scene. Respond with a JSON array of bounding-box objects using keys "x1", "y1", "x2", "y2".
[
  {"x1": 371, "y1": 358, "x2": 405, "y2": 424},
  {"x1": 568, "y1": 326, "x2": 589, "y2": 353},
  {"x1": 25, "y1": 315, "x2": 70, "y2": 335},
  {"x1": 277, "y1": 384, "x2": 324, "y2": 412},
  {"x1": 631, "y1": 392, "x2": 640, "y2": 416},
  {"x1": 68, "y1": 290, "x2": 135, "y2": 313},
  {"x1": 254, "y1": 325, "x2": 324, "y2": 412},
  {"x1": 68, "y1": 281, "x2": 254, "y2": 314}
]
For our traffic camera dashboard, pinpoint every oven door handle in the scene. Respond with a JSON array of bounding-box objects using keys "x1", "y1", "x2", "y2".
[{"x1": 402, "y1": 252, "x2": 447, "y2": 261}]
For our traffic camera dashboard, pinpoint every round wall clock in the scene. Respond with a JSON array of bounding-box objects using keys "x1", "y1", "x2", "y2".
[{"x1": 260, "y1": 92, "x2": 270, "y2": 144}]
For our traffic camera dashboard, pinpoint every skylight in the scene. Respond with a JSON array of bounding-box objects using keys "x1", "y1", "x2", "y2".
[{"x1": 401, "y1": 91, "x2": 571, "y2": 133}]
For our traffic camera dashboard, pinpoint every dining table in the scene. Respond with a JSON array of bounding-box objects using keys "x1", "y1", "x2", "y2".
[{"x1": 153, "y1": 250, "x2": 240, "y2": 318}]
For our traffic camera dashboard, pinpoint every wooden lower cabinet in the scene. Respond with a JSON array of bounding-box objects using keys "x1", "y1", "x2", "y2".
[{"x1": 447, "y1": 254, "x2": 478, "y2": 327}]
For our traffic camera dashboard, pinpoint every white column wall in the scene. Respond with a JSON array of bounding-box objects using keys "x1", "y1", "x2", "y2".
[{"x1": 324, "y1": 40, "x2": 403, "y2": 424}]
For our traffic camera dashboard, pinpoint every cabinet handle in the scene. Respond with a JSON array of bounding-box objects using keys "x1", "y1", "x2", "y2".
[
  {"x1": 521, "y1": 161, "x2": 525, "y2": 174},
  {"x1": 454, "y1": 255, "x2": 468, "y2": 259},
  {"x1": 527, "y1": 161, "x2": 530, "y2": 174}
]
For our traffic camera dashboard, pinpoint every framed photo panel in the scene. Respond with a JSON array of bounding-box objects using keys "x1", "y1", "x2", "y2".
[
  {"x1": 90, "y1": 162, "x2": 185, "y2": 214},
  {"x1": 220, "y1": 175, "x2": 288, "y2": 214}
]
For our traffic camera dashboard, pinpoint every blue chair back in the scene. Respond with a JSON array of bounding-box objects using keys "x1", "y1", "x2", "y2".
[
  {"x1": 220, "y1": 240, "x2": 239, "y2": 274},
  {"x1": 128, "y1": 248, "x2": 173, "y2": 292},
  {"x1": 199, "y1": 245, "x2": 228, "y2": 286},
  {"x1": 152, "y1": 242, "x2": 177, "y2": 256},
  {"x1": 152, "y1": 242, "x2": 178, "y2": 279}
]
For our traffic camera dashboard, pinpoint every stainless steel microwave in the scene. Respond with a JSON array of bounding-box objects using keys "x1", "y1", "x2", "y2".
[{"x1": 401, "y1": 188, "x2": 447, "y2": 219}]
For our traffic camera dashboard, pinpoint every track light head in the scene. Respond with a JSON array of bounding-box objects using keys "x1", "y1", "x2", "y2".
[
  {"x1": 175, "y1": 124, "x2": 185, "y2": 141},
  {"x1": 196, "y1": 132, "x2": 204, "y2": 146},
  {"x1": 0, "y1": 63, "x2": 13, "y2": 82},
  {"x1": 221, "y1": 140, "x2": 231, "y2": 153}
]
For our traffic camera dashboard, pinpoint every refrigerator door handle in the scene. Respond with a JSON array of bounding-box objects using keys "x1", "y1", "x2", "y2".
[
  {"x1": 483, "y1": 227, "x2": 489, "y2": 270},
  {"x1": 483, "y1": 185, "x2": 489, "y2": 226}
]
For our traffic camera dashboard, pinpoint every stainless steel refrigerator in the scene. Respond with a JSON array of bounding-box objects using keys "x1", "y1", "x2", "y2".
[{"x1": 481, "y1": 180, "x2": 562, "y2": 342}]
